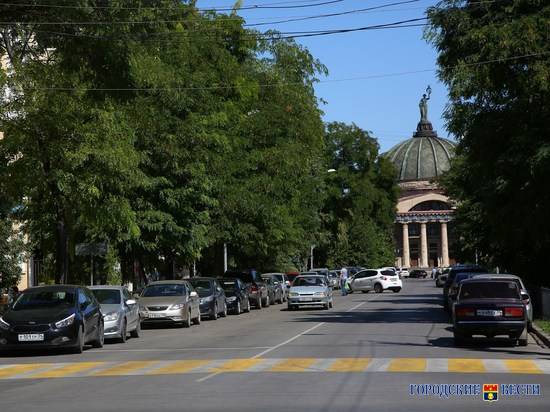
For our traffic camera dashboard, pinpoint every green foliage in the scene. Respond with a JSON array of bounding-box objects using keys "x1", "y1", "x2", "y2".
[
  {"x1": 0, "y1": 218, "x2": 26, "y2": 290},
  {"x1": 428, "y1": 0, "x2": 550, "y2": 285},
  {"x1": 322, "y1": 122, "x2": 398, "y2": 268}
]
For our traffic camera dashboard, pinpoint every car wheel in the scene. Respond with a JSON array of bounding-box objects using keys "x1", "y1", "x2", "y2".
[
  {"x1": 374, "y1": 283, "x2": 383, "y2": 294},
  {"x1": 392, "y1": 288, "x2": 401, "y2": 293},
  {"x1": 119, "y1": 319, "x2": 127, "y2": 343},
  {"x1": 264, "y1": 294, "x2": 270, "y2": 307},
  {"x1": 193, "y1": 311, "x2": 201, "y2": 325},
  {"x1": 235, "y1": 300, "x2": 241, "y2": 315},
  {"x1": 329, "y1": 300, "x2": 333, "y2": 309},
  {"x1": 183, "y1": 310, "x2": 191, "y2": 328},
  {"x1": 256, "y1": 297, "x2": 262, "y2": 310},
  {"x1": 130, "y1": 318, "x2": 141, "y2": 338},
  {"x1": 361, "y1": 290, "x2": 368, "y2": 294},
  {"x1": 91, "y1": 321, "x2": 104, "y2": 348},
  {"x1": 221, "y1": 302, "x2": 227, "y2": 317},
  {"x1": 323, "y1": 303, "x2": 329, "y2": 310},
  {"x1": 453, "y1": 331, "x2": 466, "y2": 346},
  {"x1": 73, "y1": 325, "x2": 85, "y2": 354},
  {"x1": 211, "y1": 303, "x2": 218, "y2": 320},
  {"x1": 245, "y1": 299, "x2": 251, "y2": 313},
  {"x1": 287, "y1": 304, "x2": 294, "y2": 311}
]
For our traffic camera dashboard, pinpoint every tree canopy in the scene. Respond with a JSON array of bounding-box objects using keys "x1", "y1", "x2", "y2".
[{"x1": 427, "y1": 0, "x2": 550, "y2": 285}]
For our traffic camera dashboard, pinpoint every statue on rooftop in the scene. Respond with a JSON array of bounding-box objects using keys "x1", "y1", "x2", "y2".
[{"x1": 419, "y1": 85, "x2": 432, "y2": 122}]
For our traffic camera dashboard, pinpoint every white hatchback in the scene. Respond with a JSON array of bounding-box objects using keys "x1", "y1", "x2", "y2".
[{"x1": 349, "y1": 269, "x2": 403, "y2": 293}]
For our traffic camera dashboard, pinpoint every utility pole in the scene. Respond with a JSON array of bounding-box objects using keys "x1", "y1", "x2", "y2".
[
  {"x1": 223, "y1": 243, "x2": 228, "y2": 273},
  {"x1": 310, "y1": 245, "x2": 315, "y2": 270}
]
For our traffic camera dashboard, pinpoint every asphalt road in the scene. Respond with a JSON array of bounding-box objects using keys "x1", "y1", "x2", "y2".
[{"x1": 1, "y1": 279, "x2": 549, "y2": 411}]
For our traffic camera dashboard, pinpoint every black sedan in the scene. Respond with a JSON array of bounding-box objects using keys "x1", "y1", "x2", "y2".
[
  {"x1": 453, "y1": 279, "x2": 528, "y2": 346},
  {"x1": 0, "y1": 285, "x2": 104, "y2": 354},
  {"x1": 189, "y1": 278, "x2": 227, "y2": 320},
  {"x1": 219, "y1": 278, "x2": 251, "y2": 315},
  {"x1": 223, "y1": 270, "x2": 268, "y2": 309},
  {"x1": 409, "y1": 269, "x2": 428, "y2": 278}
]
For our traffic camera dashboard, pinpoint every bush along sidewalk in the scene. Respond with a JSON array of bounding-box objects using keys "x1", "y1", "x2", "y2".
[{"x1": 532, "y1": 320, "x2": 550, "y2": 348}]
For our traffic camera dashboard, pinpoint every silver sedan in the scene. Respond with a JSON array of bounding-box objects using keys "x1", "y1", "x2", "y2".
[
  {"x1": 287, "y1": 275, "x2": 333, "y2": 310},
  {"x1": 90, "y1": 286, "x2": 140, "y2": 343}
]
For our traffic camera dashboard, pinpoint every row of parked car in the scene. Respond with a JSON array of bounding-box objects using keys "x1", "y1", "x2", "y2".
[
  {"x1": 0, "y1": 270, "x2": 336, "y2": 354},
  {"x1": 435, "y1": 265, "x2": 533, "y2": 346}
]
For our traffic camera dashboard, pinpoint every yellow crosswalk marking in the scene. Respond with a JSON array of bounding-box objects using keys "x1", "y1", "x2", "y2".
[
  {"x1": 504, "y1": 360, "x2": 542, "y2": 374},
  {"x1": 269, "y1": 358, "x2": 318, "y2": 372},
  {"x1": 387, "y1": 358, "x2": 426, "y2": 372},
  {"x1": 211, "y1": 359, "x2": 264, "y2": 372},
  {"x1": 448, "y1": 358, "x2": 486, "y2": 373},
  {"x1": 30, "y1": 362, "x2": 105, "y2": 379},
  {"x1": 328, "y1": 358, "x2": 371, "y2": 372},
  {"x1": 146, "y1": 360, "x2": 210, "y2": 375},
  {"x1": 0, "y1": 364, "x2": 48, "y2": 378},
  {"x1": 92, "y1": 361, "x2": 159, "y2": 376}
]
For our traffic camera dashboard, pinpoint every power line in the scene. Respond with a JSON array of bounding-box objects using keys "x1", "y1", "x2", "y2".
[
  {"x1": 0, "y1": 0, "x2": 347, "y2": 12},
  {"x1": 16, "y1": 51, "x2": 549, "y2": 92}
]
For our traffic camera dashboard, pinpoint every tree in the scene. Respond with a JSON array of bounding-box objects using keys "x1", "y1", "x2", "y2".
[
  {"x1": 427, "y1": 0, "x2": 550, "y2": 285},
  {"x1": 322, "y1": 122, "x2": 398, "y2": 268}
]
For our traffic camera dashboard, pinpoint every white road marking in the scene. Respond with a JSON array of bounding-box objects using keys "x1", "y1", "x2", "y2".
[{"x1": 89, "y1": 346, "x2": 271, "y2": 353}]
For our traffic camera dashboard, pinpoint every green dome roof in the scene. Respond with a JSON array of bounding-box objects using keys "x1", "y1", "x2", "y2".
[{"x1": 386, "y1": 135, "x2": 456, "y2": 182}]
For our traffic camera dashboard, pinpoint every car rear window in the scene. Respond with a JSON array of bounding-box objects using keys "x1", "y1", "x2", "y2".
[
  {"x1": 381, "y1": 270, "x2": 396, "y2": 277},
  {"x1": 293, "y1": 277, "x2": 326, "y2": 287},
  {"x1": 459, "y1": 282, "x2": 520, "y2": 300},
  {"x1": 189, "y1": 280, "x2": 213, "y2": 297},
  {"x1": 91, "y1": 289, "x2": 121, "y2": 304},
  {"x1": 142, "y1": 284, "x2": 185, "y2": 297}
]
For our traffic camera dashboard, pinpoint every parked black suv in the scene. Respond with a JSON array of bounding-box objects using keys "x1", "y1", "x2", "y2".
[{"x1": 223, "y1": 270, "x2": 268, "y2": 309}]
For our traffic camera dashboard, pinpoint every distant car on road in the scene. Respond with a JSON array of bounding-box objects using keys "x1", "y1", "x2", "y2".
[
  {"x1": 261, "y1": 274, "x2": 285, "y2": 304},
  {"x1": 219, "y1": 278, "x2": 251, "y2": 315},
  {"x1": 443, "y1": 265, "x2": 488, "y2": 311},
  {"x1": 397, "y1": 267, "x2": 410, "y2": 278},
  {"x1": 287, "y1": 275, "x2": 333, "y2": 310},
  {"x1": 435, "y1": 267, "x2": 450, "y2": 287},
  {"x1": 90, "y1": 285, "x2": 140, "y2": 343},
  {"x1": 139, "y1": 281, "x2": 201, "y2": 327},
  {"x1": 348, "y1": 269, "x2": 402, "y2": 293},
  {"x1": 453, "y1": 279, "x2": 528, "y2": 346},
  {"x1": 189, "y1": 278, "x2": 227, "y2": 320},
  {"x1": 224, "y1": 270, "x2": 269, "y2": 309},
  {"x1": 0, "y1": 285, "x2": 104, "y2": 353},
  {"x1": 409, "y1": 269, "x2": 428, "y2": 278}
]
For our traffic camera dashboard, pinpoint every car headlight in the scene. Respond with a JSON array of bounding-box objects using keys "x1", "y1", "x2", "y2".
[
  {"x1": 226, "y1": 296, "x2": 237, "y2": 302},
  {"x1": 169, "y1": 303, "x2": 185, "y2": 310},
  {"x1": 314, "y1": 292, "x2": 327, "y2": 297},
  {"x1": 0, "y1": 317, "x2": 10, "y2": 330},
  {"x1": 55, "y1": 314, "x2": 75, "y2": 329},
  {"x1": 103, "y1": 312, "x2": 120, "y2": 322},
  {"x1": 289, "y1": 292, "x2": 299, "y2": 297}
]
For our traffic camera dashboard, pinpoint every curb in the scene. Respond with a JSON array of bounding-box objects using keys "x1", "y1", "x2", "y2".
[{"x1": 530, "y1": 323, "x2": 550, "y2": 348}]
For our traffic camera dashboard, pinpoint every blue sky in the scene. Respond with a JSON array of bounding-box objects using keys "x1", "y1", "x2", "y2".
[{"x1": 198, "y1": 0, "x2": 452, "y2": 152}]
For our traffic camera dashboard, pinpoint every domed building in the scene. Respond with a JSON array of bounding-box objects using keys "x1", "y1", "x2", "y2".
[{"x1": 386, "y1": 89, "x2": 457, "y2": 269}]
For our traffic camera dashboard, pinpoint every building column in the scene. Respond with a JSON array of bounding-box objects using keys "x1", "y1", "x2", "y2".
[
  {"x1": 441, "y1": 221, "x2": 449, "y2": 267},
  {"x1": 420, "y1": 222, "x2": 428, "y2": 268},
  {"x1": 402, "y1": 223, "x2": 410, "y2": 268}
]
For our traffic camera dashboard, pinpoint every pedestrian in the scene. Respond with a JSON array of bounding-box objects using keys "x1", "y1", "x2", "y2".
[
  {"x1": 431, "y1": 267, "x2": 437, "y2": 279},
  {"x1": 7, "y1": 285, "x2": 19, "y2": 306},
  {"x1": 340, "y1": 267, "x2": 348, "y2": 296}
]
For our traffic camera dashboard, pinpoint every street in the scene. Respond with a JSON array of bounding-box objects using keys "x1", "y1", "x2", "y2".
[{"x1": 1, "y1": 279, "x2": 548, "y2": 411}]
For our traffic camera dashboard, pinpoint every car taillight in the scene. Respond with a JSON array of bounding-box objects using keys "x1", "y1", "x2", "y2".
[
  {"x1": 250, "y1": 285, "x2": 258, "y2": 292},
  {"x1": 504, "y1": 307, "x2": 524, "y2": 317},
  {"x1": 381, "y1": 276, "x2": 387, "y2": 281},
  {"x1": 456, "y1": 307, "x2": 475, "y2": 318}
]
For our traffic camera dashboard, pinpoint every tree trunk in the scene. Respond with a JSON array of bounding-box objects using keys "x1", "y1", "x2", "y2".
[{"x1": 55, "y1": 207, "x2": 69, "y2": 284}]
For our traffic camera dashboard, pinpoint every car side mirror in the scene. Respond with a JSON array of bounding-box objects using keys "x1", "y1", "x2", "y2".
[
  {"x1": 190, "y1": 291, "x2": 198, "y2": 298},
  {"x1": 126, "y1": 299, "x2": 137, "y2": 306},
  {"x1": 521, "y1": 292, "x2": 530, "y2": 303}
]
